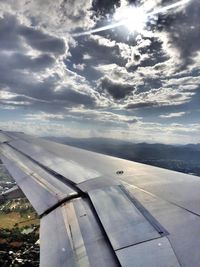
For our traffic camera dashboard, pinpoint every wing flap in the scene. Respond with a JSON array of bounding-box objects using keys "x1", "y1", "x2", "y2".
[
  {"x1": 124, "y1": 183, "x2": 200, "y2": 267},
  {"x1": 116, "y1": 237, "x2": 180, "y2": 267},
  {"x1": 89, "y1": 185, "x2": 160, "y2": 250},
  {"x1": 40, "y1": 198, "x2": 119, "y2": 267}
]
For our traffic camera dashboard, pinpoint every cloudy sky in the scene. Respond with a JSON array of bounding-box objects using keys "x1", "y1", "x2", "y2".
[{"x1": 0, "y1": 0, "x2": 199, "y2": 144}]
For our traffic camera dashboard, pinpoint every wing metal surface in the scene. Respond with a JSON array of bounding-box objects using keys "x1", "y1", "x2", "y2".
[{"x1": 0, "y1": 130, "x2": 200, "y2": 266}]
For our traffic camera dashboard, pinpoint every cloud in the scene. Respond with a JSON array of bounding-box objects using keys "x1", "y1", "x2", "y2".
[
  {"x1": 0, "y1": 13, "x2": 102, "y2": 113},
  {"x1": 126, "y1": 101, "x2": 159, "y2": 109},
  {"x1": 56, "y1": 87, "x2": 97, "y2": 106},
  {"x1": 0, "y1": 119, "x2": 93, "y2": 138},
  {"x1": 125, "y1": 85, "x2": 195, "y2": 110},
  {"x1": 3, "y1": 116, "x2": 200, "y2": 145},
  {"x1": 151, "y1": 0, "x2": 200, "y2": 68},
  {"x1": 19, "y1": 26, "x2": 66, "y2": 55},
  {"x1": 0, "y1": 0, "x2": 199, "y2": 144},
  {"x1": 0, "y1": 14, "x2": 25, "y2": 52},
  {"x1": 68, "y1": 35, "x2": 126, "y2": 68},
  {"x1": 0, "y1": 0, "x2": 95, "y2": 34},
  {"x1": 92, "y1": 0, "x2": 120, "y2": 16},
  {"x1": 25, "y1": 112, "x2": 65, "y2": 121},
  {"x1": 98, "y1": 76, "x2": 134, "y2": 100},
  {"x1": 159, "y1": 112, "x2": 186, "y2": 118},
  {"x1": 68, "y1": 108, "x2": 139, "y2": 125},
  {"x1": 0, "y1": 52, "x2": 55, "y2": 72},
  {"x1": 73, "y1": 63, "x2": 86, "y2": 71}
]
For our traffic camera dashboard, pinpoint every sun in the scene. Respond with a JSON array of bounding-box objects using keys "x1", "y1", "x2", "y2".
[
  {"x1": 114, "y1": 5, "x2": 148, "y2": 34},
  {"x1": 72, "y1": 0, "x2": 191, "y2": 37}
]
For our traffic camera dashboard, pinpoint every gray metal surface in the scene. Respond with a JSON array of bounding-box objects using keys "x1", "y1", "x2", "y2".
[
  {"x1": 13, "y1": 132, "x2": 200, "y2": 216},
  {"x1": 116, "y1": 237, "x2": 181, "y2": 267},
  {"x1": 121, "y1": 172, "x2": 200, "y2": 217},
  {"x1": 0, "y1": 145, "x2": 78, "y2": 215},
  {"x1": 3, "y1": 131, "x2": 25, "y2": 139},
  {"x1": 40, "y1": 206, "x2": 76, "y2": 267},
  {"x1": 73, "y1": 198, "x2": 119, "y2": 267},
  {"x1": 40, "y1": 198, "x2": 119, "y2": 267},
  {"x1": 0, "y1": 153, "x2": 32, "y2": 182},
  {"x1": 1, "y1": 155, "x2": 60, "y2": 215},
  {"x1": 1, "y1": 131, "x2": 200, "y2": 267},
  {"x1": 77, "y1": 177, "x2": 120, "y2": 192},
  {"x1": 50, "y1": 139, "x2": 200, "y2": 216},
  {"x1": 0, "y1": 132, "x2": 12, "y2": 143},
  {"x1": 0, "y1": 142, "x2": 36, "y2": 172},
  {"x1": 124, "y1": 183, "x2": 200, "y2": 267},
  {"x1": 0, "y1": 144, "x2": 77, "y2": 198},
  {"x1": 9, "y1": 139, "x2": 100, "y2": 184},
  {"x1": 89, "y1": 185, "x2": 160, "y2": 250}
]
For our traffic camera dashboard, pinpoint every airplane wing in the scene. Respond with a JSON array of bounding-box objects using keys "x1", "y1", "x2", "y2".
[{"x1": 0, "y1": 130, "x2": 200, "y2": 267}]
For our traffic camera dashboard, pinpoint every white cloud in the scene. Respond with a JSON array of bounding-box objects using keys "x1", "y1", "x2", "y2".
[
  {"x1": 159, "y1": 112, "x2": 186, "y2": 118},
  {"x1": 73, "y1": 63, "x2": 86, "y2": 71},
  {"x1": 0, "y1": 91, "x2": 17, "y2": 100},
  {"x1": 1, "y1": 118, "x2": 199, "y2": 144},
  {"x1": 25, "y1": 112, "x2": 65, "y2": 121},
  {"x1": 83, "y1": 53, "x2": 92, "y2": 60},
  {"x1": 68, "y1": 108, "x2": 140, "y2": 125},
  {"x1": 90, "y1": 35, "x2": 116, "y2": 47},
  {"x1": 0, "y1": 0, "x2": 95, "y2": 35}
]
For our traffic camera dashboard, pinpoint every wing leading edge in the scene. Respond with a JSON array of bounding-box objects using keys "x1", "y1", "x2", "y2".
[{"x1": 0, "y1": 130, "x2": 200, "y2": 266}]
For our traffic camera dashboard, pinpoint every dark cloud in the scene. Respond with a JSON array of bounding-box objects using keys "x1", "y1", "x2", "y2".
[
  {"x1": 0, "y1": 14, "x2": 23, "y2": 52},
  {"x1": 126, "y1": 101, "x2": 159, "y2": 109},
  {"x1": 136, "y1": 78, "x2": 163, "y2": 93},
  {"x1": 0, "y1": 52, "x2": 55, "y2": 72},
  {"x1": 139, "y1": 39, "x2": 168, "y2": 66},
  {"x1": 0, "y1": 13, "x2": 96, "y2": 112},
  {"x1": 126, "y1": 118, "x2": 138, "y2": 123},
  {"x1": 2, "y1": 74, "x2": 96, "y2": 109},
  {"x1": 19, "y1": 26, "x2": 66, "y2": 55},
  {"x1": 156, "y1": 0, "x2": 200, "y2": 67},
  {"x1": 68, "y1": 35, "x2": 126, "y2": 66},
  {"x1": 0, "y1": 13, "x2": 66, "y2": 55},
  {"x1": 55, "y1": 88, "x2": 96, "y2": 106},
  {"x1": 127, "y1": 38, "x2": 168, "y2": 72},
  {"x1": 99, "y1": 76, "x2": 133, "y2": 100},
  {"x1": 66, "y1": 36, "x2": 127, "y2": 83},
  {"x1": 92, "y1": 0, "x2": 120, "y2": 16},
  {"x1": 168, "y1": 94, "x2": 184, "y2": 100}
]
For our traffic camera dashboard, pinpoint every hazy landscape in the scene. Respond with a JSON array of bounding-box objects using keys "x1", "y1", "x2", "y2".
[{"x1": 0, "y1": 163, "x2": 39, "y2": 267}]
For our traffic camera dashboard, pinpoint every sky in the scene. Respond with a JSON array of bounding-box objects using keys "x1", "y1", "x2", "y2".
[{"x1": 0, "y1": 0, "x2": 199, "y2": 144}]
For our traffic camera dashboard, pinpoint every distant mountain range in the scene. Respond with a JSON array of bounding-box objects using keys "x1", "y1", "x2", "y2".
[{"x1": 46, "y1": 136, "x2": 200, "y2": 177}]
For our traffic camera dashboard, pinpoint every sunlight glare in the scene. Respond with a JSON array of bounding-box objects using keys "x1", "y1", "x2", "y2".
[
  {"x1": 72, "y1": 0, "x2": 192, "y2": 37},
  {"x1": 114, "y1": 6, "x2": 148, "y2": 33}
]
